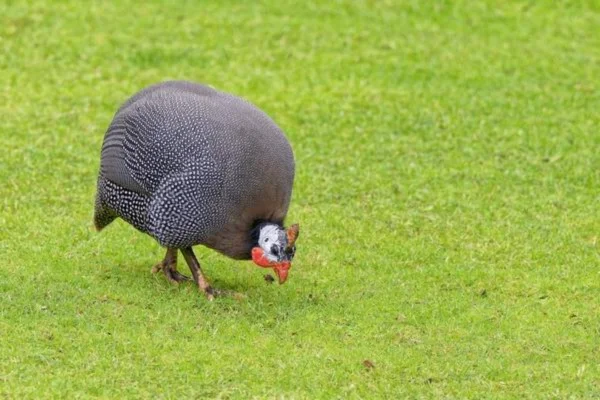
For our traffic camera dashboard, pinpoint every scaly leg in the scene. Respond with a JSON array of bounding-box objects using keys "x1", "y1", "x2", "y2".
[
  {"x1": 152, "y1": 248, "x2": 191, "y2": 283},
  {"x1": 181, "y1": 247, "x2": 215, "y2": 300}
]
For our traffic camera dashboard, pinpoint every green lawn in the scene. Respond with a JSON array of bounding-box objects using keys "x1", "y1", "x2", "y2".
[{"x1": 2, "y1": 0, "x2": 599, "y2": 398}]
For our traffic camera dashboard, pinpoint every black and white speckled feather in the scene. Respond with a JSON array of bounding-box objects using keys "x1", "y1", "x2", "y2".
[{"x1": 94, "y1": 81, "x2": 295, "y2": 259}]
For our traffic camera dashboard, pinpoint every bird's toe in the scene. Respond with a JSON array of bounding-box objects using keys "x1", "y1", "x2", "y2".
[
  {"x1": 169, "y1": 269, "x2": 192, "y2": 283},
  {"x1": 204, "y1": 286, "x2": 216, "y2": 301}
]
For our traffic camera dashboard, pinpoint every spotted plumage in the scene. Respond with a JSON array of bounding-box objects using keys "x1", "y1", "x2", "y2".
[{"x1": 94, "y1": 81, "x2": 298, "y2": 298}]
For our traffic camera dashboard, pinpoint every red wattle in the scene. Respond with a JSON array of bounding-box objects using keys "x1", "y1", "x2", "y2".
[{"x1": 252, "y1": 247, "x2": 273, "y2": 268}]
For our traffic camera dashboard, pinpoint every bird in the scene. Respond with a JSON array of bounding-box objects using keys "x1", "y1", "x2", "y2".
[{"x1": 94, "y1": 80, "x2": 299, "y2": 299}]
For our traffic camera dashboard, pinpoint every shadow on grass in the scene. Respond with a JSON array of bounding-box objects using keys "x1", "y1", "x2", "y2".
[{"x1": 103, "y1": 260, "x2": 268, "y2": 295}]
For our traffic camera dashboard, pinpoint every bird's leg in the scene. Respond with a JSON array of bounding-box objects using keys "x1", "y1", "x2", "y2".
[
  {"x1": 181, "y1": 247, "x2": 215, "y2": 300},
  {"x1": 152, "y1": 248, "x2": 191, "y2": 283}
]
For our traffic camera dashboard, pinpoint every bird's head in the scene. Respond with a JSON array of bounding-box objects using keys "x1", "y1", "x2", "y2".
[{"x1": 251, "y1": 223, "x2": 299, "y2": 284}]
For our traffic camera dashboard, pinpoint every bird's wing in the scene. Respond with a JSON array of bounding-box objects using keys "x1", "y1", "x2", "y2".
[
  {"x1": 146, "y1": 164, "x2": 224, "y2": 248},
  {"x1": 101, "y1": 82, "x2": 219, "y2": 195},
  {"x1": 100, "y1": 111, "x2": 148, "y2": 194}
]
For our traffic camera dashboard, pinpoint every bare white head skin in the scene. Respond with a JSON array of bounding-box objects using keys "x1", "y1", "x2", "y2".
[{"x1": 258, "y1": 224, "x2": 288, "y2": 262}]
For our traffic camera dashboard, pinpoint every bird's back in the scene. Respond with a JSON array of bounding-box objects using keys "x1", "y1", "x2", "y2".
[{"x1": 95, "y1": 81, "x2": 295, "y2": 258}]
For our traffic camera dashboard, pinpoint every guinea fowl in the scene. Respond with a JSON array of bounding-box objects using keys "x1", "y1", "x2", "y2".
[{"x1": 94, "y1": 81, "x2": 299, "y2": 299}]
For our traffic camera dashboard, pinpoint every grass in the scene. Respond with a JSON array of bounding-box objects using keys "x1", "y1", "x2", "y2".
[{"x1": 1, "y1": 0, "x2": 599, "y2": 398}]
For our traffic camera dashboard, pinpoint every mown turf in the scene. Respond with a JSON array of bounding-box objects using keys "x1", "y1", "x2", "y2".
[{"x1": 1, "y1": 0, "x2": 599, "y2": 398}]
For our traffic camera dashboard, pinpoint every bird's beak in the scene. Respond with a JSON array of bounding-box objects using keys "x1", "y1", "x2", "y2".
[{"x1": 273, "y1": 261, "x2": 291, "y2": 284}]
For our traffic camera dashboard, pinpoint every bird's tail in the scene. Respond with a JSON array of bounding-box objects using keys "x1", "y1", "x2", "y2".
[{"x1": 93, "y1": 194, "x2": 116, "y2": 231}]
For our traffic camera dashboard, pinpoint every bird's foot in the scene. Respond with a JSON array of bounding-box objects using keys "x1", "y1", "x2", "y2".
[
  {"x1": 152, "y1": 253, "x2": 191, "y2": 284},
  {"x1": 151, "y1": 262, "x2": 163, "y2": 274},
  {"x1": 165, "y1": 268, "x2": 192, "y2": 283},
  {"x1": 198, "y1": 282, "x2": 215, "y2": 301},
  {"x1": 180, "y1": 247, "x2": 219, "y2": 301}
]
